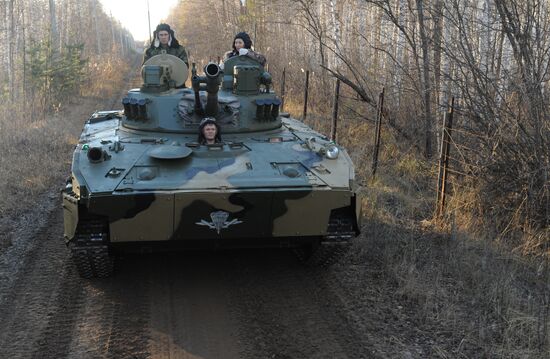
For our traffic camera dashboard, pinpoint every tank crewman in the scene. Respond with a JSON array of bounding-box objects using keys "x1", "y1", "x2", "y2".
[
  {"x1": 197, "y1": 118, "x2": 222, "y2": 145},
  {"x1": 143, "y1": 23, "x2": 189, "y2": 67},
  {"x1": 222, "y1": 32, "x2": 266, "y2": 66}
]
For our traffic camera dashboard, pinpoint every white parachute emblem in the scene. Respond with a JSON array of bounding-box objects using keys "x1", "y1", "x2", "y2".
[{"x1": 196, "y1": 211, "x2": 243, "y2": 234}]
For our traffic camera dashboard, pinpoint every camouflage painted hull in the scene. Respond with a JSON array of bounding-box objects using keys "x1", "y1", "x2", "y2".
[
  {"x1": 64, "y1": 57, "x2": 361, "y2": 278},
  {"x1": 64, "y1": 111, "x2": 360, "y2": 247},
  {"x1": 64, "y1": 187, "x2": 359, "y2": 243}
]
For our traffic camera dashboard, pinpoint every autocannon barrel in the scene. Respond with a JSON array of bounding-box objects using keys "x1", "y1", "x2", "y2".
[
  {"x1": 191, "y1": 62, "x2": 222, "y2": 117},
  {"x1": 204, "y1": 63, "x2": 221, "y2": 117}
]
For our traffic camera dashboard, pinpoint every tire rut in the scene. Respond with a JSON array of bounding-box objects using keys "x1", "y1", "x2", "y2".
[
  {"x1": 31, "y1": 261, "x2": 85, "y2": 359},
  {"x1": 63, "y1": 256, "x2": 152, "y2": 358},
  {"x1": 0, "y1": 201, "x2": 77, "y2": 358},
  {"x1": 145, "y1": 252, "x2": 244, "y2": 359},
  {"x1": 225, "y1": 249, "x2": 377, "y2": 359},
  {"x1": 103, "y1": 260, "x2": 152, "y2": 359}
]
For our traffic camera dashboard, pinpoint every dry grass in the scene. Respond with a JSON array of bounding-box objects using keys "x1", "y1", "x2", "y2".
[
  {"x1": 354, "y1": 221, "x2": 549, "y2": 357},
  {"x1": 0, "y1": 114, "x2": 81, "y2": 217},
  {"x1": 285, "y1": 89, "x2": 549, "y2": 357},
  {"x1": 341, "y1": 152, "x2": 549, "y2": 357},
  {"x1": 0, "y1": 54, "x2": 136, "y2": 221}
]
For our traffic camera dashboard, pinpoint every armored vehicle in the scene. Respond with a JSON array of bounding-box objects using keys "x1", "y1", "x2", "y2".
[{"x1": 62, "y1": 54, "x2": 361, "y2": 278}]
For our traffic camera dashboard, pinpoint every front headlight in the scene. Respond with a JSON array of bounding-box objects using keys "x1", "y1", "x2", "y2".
[{"x1": 325, "y1": 145, "x2": 339, "y2": 159}]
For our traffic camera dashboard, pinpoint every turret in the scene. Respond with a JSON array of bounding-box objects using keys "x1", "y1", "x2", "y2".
[{"x1": 122, "y1": 54, "x2": 282, "y2": 134}]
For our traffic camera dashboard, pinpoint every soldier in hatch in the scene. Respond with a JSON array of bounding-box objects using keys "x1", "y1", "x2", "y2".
[
  {"x1": 222, "y1": 31, "x2": 266, "y2": 66},
  {"x1": 143, "y1": 23, "x2": 189, "y2": 67},
  {"x1": 198, "y1": 118, "x2": 222, "y2": 145}
]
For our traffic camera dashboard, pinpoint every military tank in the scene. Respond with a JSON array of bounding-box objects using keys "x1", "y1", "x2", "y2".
[{"x1": 62, "y1": 53, "x2": 361, "y2": 278}]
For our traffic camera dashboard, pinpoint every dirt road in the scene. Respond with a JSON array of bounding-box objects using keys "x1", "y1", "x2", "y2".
[{"x1": 0, "y1": 197, "x2": 385, "y2": 359}]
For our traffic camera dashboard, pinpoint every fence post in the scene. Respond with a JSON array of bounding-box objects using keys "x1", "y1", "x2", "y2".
[
  {"x1": 330, "y1": 78, "x2": 341, "y2": 142},
  {"x1": 303, "y1": 70, "x2": 309, "y2": 120},
  {"x1": 371, "y1": 88, "x2": 384, "y2": 179},
  {"x1": 280, "y1": 67, "x2": 286, "y2": 111},
  {"x1": 436, "y1": 97, "x2": 455, "y2": 217}
]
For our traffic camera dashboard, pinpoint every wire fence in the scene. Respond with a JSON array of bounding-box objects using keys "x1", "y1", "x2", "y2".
[{"x1": 281, "y1": 68, "x2": 548, "y2": 245}]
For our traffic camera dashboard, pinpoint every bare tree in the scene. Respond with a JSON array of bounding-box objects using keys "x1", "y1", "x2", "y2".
[{"x1": 415, "y1": 0, "x2": 433, "y2": 157}]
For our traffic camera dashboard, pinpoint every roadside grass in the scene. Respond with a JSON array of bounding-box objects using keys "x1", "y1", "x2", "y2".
[
  {"x1": 353, "y1": 143, "x2": 548, "y2": 357},
  {"x1": 285, "y1": 94, "x2": 549, "y2": 357},
  {"x1": 351, "y1": 217, "x2": 548, "y2": 357},
  {"x1": 0, "y1": 55, "x2": 135, "y2": 249},
  {"x1": 0, "y1": 115, "x2": 81, "y2": 216}
]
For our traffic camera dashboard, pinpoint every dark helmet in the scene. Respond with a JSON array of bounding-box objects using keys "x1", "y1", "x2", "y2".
[
  {"x1": 151, "y1": 23, "x2": 181, "y2": 49},
  {"x1": 232, "y1": 32, "x2": 253, "y2": 52},
  {"x1": 197, "y1": 117, "x2": 222, "y2": 144}
]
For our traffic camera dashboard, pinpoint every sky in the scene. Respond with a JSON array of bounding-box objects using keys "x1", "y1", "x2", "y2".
[{"x1": 99, "y1": 0, "x2": 180, "y2": 41}]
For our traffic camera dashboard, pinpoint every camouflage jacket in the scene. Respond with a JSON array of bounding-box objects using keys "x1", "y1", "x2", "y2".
[
  {"x1": 143, "y1": 45, "x2": 189, "y2": 67},
  {"x1": 223, "y1": 50, "x2": 266, "y2": 66}
]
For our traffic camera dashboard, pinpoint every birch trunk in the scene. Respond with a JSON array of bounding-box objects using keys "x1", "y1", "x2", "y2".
[
  {"x1": 329, "y1": 0, "x2": 341, "y2": 69},
  {"x1": 432, "y1": 0, "x2": 443, "y2": 111}
]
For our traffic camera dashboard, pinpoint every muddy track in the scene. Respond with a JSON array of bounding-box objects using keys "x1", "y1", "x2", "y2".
[{"x1": 0, "y1": 200, "x2": 379, "y2": 359}]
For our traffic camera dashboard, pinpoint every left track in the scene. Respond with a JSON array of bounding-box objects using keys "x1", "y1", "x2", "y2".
[{"x1": 69, "y1": 217, "x2": 114, "y2": 278}]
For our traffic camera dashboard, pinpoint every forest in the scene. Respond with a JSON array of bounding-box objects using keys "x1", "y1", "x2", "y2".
[
  {"x1": 0, "y1": 0, "x2": 136, "y2": 214},
  {"x1": 0, "y1": 0, "x2": 548, "y2": 357}
]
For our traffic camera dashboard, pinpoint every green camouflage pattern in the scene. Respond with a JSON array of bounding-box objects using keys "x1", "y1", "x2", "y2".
[{"x1": 63, "y1": 54, "x2": 360, "y2": 248}]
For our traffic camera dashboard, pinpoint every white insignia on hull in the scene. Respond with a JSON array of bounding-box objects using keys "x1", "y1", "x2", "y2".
[{"x1": 196, "y1": 211, "x2": 243, "y2": 234}]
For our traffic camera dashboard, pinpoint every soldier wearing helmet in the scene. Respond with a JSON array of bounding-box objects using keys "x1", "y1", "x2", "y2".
[
  {"x1": 198, "y1": 118, "x2": 222, "y2": 145},
  {"x1": 143, "y1": 23, "x2": 189, "y2": 67}
]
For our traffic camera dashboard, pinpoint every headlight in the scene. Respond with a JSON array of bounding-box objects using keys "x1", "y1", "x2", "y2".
[
  {"x1": 87, "y1": 146, "x2": 110, "y2": 163},
  {"x1": 87, "y1": 147, "x2": 105, "y2": 163},
  {"x1": 325, "y1": 145, "x2": 339, "y2": 159}
]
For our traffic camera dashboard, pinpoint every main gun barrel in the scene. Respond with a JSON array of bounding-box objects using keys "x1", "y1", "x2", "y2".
[
  {"x1": 191, "y1": 62, "x2": 222, "y2": 118},
  {"x1": 204, "y1": 63, "x2": 221, "y2": 117}
]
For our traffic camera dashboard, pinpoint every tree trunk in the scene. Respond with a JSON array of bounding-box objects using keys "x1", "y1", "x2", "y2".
[
  {"x1": 432, "y1": 0, "x2": 443, "y2": 111},
  {"x1": 416, "y1": 0, "x2": 433, "y2": 158},
  {"x1": 394, "y1": 0, "x2": 406, "y2": 107},
  {"x1": 329, "y1": 0, "x2": 341, "y2": 69},
  {"x1": 8, "y1": 0, "x2": 15, "y2": 103},
  {"x1": 119, "y1": 24, "x2": 124, "y2": 56},
  {"x1": 49, "y1": 0, "x2": 58, "y2": 50},
  {"x1": 21, "y1": 1, "x2": 26, "y2": 105},
  {"x1": 110, "y1": 12, "x2": 115, "y2": 53},
  {"x1": 92, "y1": 0, "x2": 101, "y2": 54}
]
